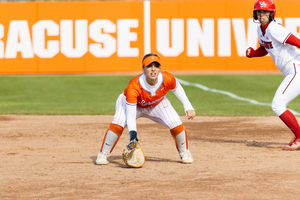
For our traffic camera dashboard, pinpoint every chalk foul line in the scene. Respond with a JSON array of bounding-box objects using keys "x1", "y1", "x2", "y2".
[{"x1": 177, "y1": 78, "x2": 300, "y2": 116}]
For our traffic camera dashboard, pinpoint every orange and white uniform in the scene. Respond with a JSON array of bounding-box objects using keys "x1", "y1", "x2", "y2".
[
  {"x1": 98, "y1": 54, "x2": 195, "y2": 163},
  {"x1": 112, "y1": 71, "x2": 194, "y2": 132}
]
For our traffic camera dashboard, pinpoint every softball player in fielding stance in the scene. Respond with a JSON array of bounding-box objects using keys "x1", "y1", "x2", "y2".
[
  {"x1": 96, "y1": 53, "x2": 196, "y2": 165},
  {"x1": 246, "y1": 0, "x2": 300, "y2": 150}
]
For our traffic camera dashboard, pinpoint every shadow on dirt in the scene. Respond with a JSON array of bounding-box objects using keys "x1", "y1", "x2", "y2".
[
  {"x1": 191, "y1": 137, "x2": 286, "y2": 149},
  {"x1": 91, "y1": 155, "x2": 180, "y2": 168}
]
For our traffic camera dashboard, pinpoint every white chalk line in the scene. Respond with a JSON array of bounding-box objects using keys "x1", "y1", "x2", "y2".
[{"x1": 177, "y1": 78, "x2": 300, "y2": 116}]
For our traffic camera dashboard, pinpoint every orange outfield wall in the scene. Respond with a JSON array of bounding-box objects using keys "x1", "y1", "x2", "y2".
[{"x1": 0, "y1": 0, "x2": 298, "y2": 74}]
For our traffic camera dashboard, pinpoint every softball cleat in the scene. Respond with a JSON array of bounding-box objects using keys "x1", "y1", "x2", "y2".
[
  {"x1": 283, "y1": 138, "x2": 300, "y2": 150},
  {"x1": 95, "y1": 152, "x2": 110, "y2": 165},
  {"x1": 180, "y1": 149, "x2": 193, "y2": 164}
]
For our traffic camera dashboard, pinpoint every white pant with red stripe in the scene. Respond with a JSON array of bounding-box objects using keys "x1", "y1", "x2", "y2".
[
  {"x1": 112, "y1": 93, "x2": 182, "y2": 130},
  {"x1": 272, "y1": 56, "x2": 300, "y2": 116}
]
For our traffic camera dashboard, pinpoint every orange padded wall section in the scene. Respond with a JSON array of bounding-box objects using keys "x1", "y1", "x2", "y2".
[{"x1": 0, "y1": 0, "x2": 298, "y2": 74}]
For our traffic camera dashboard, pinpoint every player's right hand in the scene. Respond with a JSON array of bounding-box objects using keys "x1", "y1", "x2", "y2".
[
  {"x1": 246, "y1": 47, "x2": 253, "y2": 57},
  {"x1": 186, "y1": 110, "x2": 195, "y2": 120}
]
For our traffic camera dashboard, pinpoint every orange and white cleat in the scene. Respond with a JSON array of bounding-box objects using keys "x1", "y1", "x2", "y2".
[
  {"x1": 179, "y1": 149, "x2": 193, "y2": 164},
  {"x1": 283, "y1": 138, "x2": 300, "y2": 150},
  {"x1": 95, "y1": 152, "x2": 110, "y2": 165}
]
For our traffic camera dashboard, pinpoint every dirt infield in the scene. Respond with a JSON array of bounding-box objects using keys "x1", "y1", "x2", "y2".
[{"x1": 1, "y1": 115, "x2": 300, "y2": 199}]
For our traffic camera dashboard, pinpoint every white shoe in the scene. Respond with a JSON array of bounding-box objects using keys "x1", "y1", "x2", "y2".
[
  {"x1": 95, "y1": 152, "x2": 110, "y2": 165},
  {"x1": 179, "y1": 150, "x2": 193, "y2": 164}
]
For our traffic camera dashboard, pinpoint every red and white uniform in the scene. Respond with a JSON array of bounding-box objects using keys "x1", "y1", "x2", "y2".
[
  {"x1": 245, "y1": 0, "x2": 300, "y2": 149},
  {"x1": 257, "y1": 21, "x2": 300, "y2": 71},
  {"x1": 256, "y1": 22, "x2": 300, "y2": 117},
  {"x1": 112, "y1": 71, "x2": 194, "y2": 131}
]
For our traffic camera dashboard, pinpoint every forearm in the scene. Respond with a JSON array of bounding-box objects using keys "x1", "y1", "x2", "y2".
[
  {"x1": 126, "y1": 102, "x2": 137, "y2": 132},
  {"x1": 246, "y1": 46, "x2": 268, "y2": 58},
  {"x1": 172, "y1": 79, "x2": 194, "y2": 112}
]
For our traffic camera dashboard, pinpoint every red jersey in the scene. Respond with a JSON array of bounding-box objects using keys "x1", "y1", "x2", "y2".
[{"x1": 123, "y1": 71, "x2": 177, "y2": 108}]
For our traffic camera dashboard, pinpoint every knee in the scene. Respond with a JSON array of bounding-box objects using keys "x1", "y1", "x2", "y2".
[
  {"x1": 170, "y1": 124, "x2": 185, "y2": 137},
  {"x1": 168, "y1": 117, "x2": 183, "y2": 130},
  {"x1": 108, "y1": 123, "x2": 124, "y2": 137},
  {"x1": 271, "y1": 102, "x2": 286, "y2": 116}
]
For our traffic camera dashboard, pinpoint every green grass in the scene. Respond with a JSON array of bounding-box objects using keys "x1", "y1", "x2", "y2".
[
  {"x1": 0, "y1": 76, "x2": 132, "y2": 115},
  {"x1": 0, "y1": 74, "x2": 298, "y2": 116},
  {"x1": 169, "y1": 74, "x2": 287, "y2": 116}
]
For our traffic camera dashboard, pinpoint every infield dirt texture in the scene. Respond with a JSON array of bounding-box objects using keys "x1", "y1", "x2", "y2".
[{"x1": 1, "y1": 114, "x2": 299, "y2": 199}]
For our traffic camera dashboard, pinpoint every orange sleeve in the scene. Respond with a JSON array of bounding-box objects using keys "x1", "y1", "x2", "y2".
[
  {"x1": 162, "y1": 71, "x2": 177, "y2": 90},
  {"x1": 124, "y1": 78, "x2": 140, "y2": 104}
]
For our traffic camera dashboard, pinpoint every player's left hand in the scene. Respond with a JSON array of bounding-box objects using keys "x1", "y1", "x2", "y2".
[
  {"x1": 186, "y1": 110, "x2": 195, "y2": 120},
  {"x1": 122, "y1": 139, "x2": 145, "y2": 168}
]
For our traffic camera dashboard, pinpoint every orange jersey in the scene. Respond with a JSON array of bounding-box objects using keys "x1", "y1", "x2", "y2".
[{"x1": 124, "y1": 71, "x2": 177, "y2": 108}]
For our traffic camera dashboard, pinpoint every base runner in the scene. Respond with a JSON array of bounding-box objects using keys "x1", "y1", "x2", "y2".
[
  {"x1": 246, "y1": 0, "x2": 300, "y2": 150},
  {"x1": 96, "y1": 53, "x2": 196, "y2": 165}
]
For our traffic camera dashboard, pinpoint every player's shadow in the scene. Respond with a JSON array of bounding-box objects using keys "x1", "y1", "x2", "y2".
[
  {"x1": 193, "y1": 138, "x2": 286, "y2": 149},
  {"x1": 91, "y1": 155, "x2": 179, "y2": 168},
  {"x1": 144, "y1": 156, "x2": 179, "y2": 163},
  {"x1": 91, "y1": 155, "x2": 143, "y2": 168},
  {"x1": 90, "y1": 155, "x2": 125, "y2": 168}
]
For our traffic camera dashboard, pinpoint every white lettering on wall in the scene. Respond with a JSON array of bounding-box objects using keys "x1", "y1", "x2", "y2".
[
  {"x1": 157, "y1": 19, "x2": 184, "y2": 57},
  {"x1": 32, "y1": 20, "x2": 59, "y2": 58},
  {"x1": 218, "y1": 18, "x2": 231, "y2": 57},
  {"x1": 0, "y1": 24, "x2": 4, "y2": 59},
  {"x1": 285, "y1": 18, "x2": 300, "y2": 39},
  {"x1": 5, "y1": 20, "x2": 34, "y2": 58},
  {"x1": 60, "y1": 20, "x2": 88, "y2": 58},
  {"x1": 232, "y1": 18, "x2": 259, "y2": 56},
  {"x1": 187, "y1": 18, "x2": 214, "y2": 57},
  {"x1": 89, "y1": 19, "x2": 116, "y2": 57},
  {"x1": 0, "y1": 18, "x2": 296, "y2": 59},
  {"x1": 117, "y1": 19, "x2": 139, "y2": 57}
]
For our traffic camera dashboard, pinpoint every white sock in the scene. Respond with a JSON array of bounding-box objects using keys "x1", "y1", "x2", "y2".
[
  {"x1": 102, "y1": 130, "x2": 118, "y2": 153},
  {"x1": 176, "y1": 131, "x2": 187, "y2": 153}
]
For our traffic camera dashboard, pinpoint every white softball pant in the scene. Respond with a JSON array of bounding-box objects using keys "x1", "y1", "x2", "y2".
[
  {"x1": 272, "y1": 56, "x2": 300, "y2": 116},
  {"x1": 112, "y1": 93, "x2": 183, "y2": 130}
]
